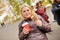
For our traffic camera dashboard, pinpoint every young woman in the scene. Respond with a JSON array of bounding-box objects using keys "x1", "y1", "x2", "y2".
[
  {"x1": 36, "y1": 1, "x2": 49, "y2": 23},
  {"x1": 51, "y1": 0, "x2": 60, "y2": 25},
  {"x1": 18, "y1": 3, "x2": 51, "y2": 40}
]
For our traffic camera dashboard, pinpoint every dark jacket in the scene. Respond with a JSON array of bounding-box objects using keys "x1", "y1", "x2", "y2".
[
  {"x1": 51, "y1": 3, "x2": 60, "y2": 25},
  {"x1": 52, "y1": 3, "x2": 60, "y2": 14},
  {"x1": 18, "y1": 16, "x2": 51, "y2": 40}
]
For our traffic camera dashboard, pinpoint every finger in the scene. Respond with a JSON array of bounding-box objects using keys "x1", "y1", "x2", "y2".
[{"x1": 23, "y1": 29, "x2": 29, "y2": 34}]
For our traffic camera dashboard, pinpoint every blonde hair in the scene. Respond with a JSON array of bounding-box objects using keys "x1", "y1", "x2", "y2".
[{"x1": 20, "y1": 3, "x2": 37, "y2": 20}]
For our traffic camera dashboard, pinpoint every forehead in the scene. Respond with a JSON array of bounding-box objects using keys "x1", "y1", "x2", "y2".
[{"x1": 22, "y1": 6, "x2": 31, "y2": 11}]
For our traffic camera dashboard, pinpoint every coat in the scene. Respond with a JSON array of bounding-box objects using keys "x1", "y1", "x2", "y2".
[
  {"x1": 18, "y1": 16, "x2": 51, "y2": 40},
  {"x1": 51, "y1": 3, "x2": 60, "y2": 25}
]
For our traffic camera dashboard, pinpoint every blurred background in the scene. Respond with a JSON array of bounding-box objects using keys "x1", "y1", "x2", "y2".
[
  {"x1": 0, "y1": 0, "x2": 60, "y2": 40},
  {"x1": 0, "y1": 0, "x2": 52, "y2": 24}
]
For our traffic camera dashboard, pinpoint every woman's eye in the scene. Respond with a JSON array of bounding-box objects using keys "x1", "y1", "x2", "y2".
[
  {"x1": 23, "y1": 11, "x2": 26, "y2": 13},
  {"x1": 27, "y1": 9, "x2": 29, "y2": 11}
]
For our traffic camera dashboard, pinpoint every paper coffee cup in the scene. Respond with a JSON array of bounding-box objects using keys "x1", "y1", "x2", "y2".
[{"x1": 22, "y1": 22, "x2": 30, "y2": 32}]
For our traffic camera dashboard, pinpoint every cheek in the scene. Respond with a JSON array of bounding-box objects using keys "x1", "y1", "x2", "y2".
[
  {"x1": 21, "y1": 12, "x2": 25, "y2": 17},
  {"x1": 28, "y1": 10, "x2": 32, "y2": 14},
  {"x1": 28, "y1": 12, "x2": 31, "y2": 16},
  {"x1": 22, "y1": 13, "x2": 26, "y2": 16}
]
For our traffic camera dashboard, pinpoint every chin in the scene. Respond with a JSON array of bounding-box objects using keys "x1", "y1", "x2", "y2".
[{"x1": 26, "y1": 16, "x2": 31, "y2": 18}]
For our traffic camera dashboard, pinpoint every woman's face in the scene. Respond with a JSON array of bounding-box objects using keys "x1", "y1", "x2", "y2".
[{"x1": 21, "y1": 6, "x2": 32, "y2": 19}]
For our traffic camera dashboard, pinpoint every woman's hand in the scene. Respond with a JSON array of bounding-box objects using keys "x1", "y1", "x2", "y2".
[
  {"x1": 23, "y1": 28, "x2": 29, "y2": 34},
  {"x1": 32, "y1": 16, "x2": 43, "y2": 26}
]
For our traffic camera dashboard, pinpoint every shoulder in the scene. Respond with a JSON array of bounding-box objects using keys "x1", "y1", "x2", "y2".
[
  {"x1": 35, "y1": 14, "x2": 43, "y2": 20},
  {"x1": 36, "y1": 14, "x2": 46, "y2": 22},
  {"x1": 18, "y1": 20, "x2": 24, "y2": 27}
]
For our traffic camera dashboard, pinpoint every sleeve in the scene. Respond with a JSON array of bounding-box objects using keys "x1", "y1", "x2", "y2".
[
  {"x1": 37, "y1": 15, "x2": 51, "y2": 33},
  {"x1": 52, "y1": 4, "x2": 58, "y2": 11},
  {"x1": 52, "y1": 4, "x2": 56, "y2": 9},
  {"x1": 18, "y1": 20, "x2": 28, "y2": 40},
  {"x1": 52, "y1": 4, "x2": 60, "y2": 14}
]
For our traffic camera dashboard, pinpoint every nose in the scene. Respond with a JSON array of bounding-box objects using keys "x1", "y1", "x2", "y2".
[{"x1": 25, "y1": 11, "x2": 29, "y2": 14}]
